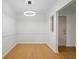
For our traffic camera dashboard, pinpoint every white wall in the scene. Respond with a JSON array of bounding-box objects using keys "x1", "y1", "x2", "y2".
[
  {"x1": 16, "y1": 14, "x2": 49, "y2": 44},
  {"x1": 59, "y1": 2, "x2": 76, "y2": 47},
  {"x1": 2, "y1": 0, "x2": 16, "y2": 57},
  {"x1": 47, "y1": 12, "x2": 58, "y2": 53},
  {"x1": 48, "y1": 0, "x2": 73, "y2": 53}
]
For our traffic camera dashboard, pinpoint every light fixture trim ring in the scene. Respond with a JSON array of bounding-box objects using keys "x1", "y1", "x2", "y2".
[{"x1": 24, "y1": 11, "x2": 36, "y2": 16}]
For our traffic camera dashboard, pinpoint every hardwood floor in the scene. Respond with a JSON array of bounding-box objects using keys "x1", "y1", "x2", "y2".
[{"x1": 4, "y1": 44, "x2": 76, "y2": 59}]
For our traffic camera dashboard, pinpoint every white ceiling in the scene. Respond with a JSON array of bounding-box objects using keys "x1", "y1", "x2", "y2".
[{"x1": 4, "y1": 0, "x2": 57, "y2": 14}]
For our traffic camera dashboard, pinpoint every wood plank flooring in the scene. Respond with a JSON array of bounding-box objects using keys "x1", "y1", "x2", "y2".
[{"x1": 4, "y1": 44, "x2": 76, "y2": 59}]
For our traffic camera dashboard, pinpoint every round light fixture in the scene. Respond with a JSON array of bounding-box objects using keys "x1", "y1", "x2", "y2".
[{"x1": 24, "y1": 11, "x2": 36, "y2": 16}]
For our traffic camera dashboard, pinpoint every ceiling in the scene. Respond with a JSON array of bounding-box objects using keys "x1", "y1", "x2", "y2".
[
  {"x1": 59, "y1": 1, "x2": 76, "y2": 14},
  {"x1": 4, "y1": 0, "x2": 57, "y2": 14}
]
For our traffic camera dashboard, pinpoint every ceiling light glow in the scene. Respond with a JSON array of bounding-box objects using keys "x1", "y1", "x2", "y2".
[{"x1": 24, "y1": 11, "x2": 36, "y2": 16}]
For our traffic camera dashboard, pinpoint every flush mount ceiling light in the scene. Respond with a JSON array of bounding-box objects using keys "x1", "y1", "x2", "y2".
[
  {"x1": 24, "y1": 0, "x2": 36, "y2": 16},
  {"x1": 24, "y1": 11, "x2": 36, "y2": 16}
]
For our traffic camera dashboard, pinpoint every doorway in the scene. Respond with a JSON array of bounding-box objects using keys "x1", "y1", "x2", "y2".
[{"x1": 58, "y1": 16, "x2": 67, "y2": 50}]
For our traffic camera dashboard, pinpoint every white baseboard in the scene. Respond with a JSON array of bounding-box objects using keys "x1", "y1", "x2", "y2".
[
  {"x1": 3, "y1": 43, "x2": 16, "y2": 58},
  {"x1": 16, "y1": 42, "x2": 47, "y2": 44},
  {"x1": 66, "y1": 44, "x2": 76, "y2": 47},
  {"x1": 47, "y1": 43, "x2": 58, "y2": 53}
]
